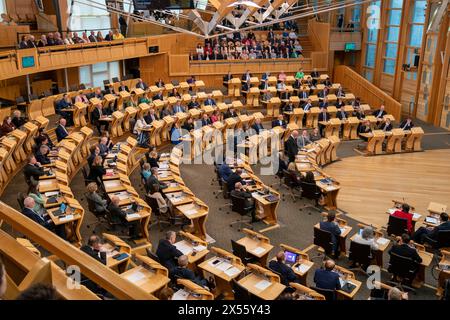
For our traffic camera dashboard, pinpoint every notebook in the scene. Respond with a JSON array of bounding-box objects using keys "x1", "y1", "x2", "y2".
[
  {"x1": 252, "y1": 247, "x2": 266, "y2": 255},
  {"x1": 254, "y1": 280, "x2": 272, "y2": 291}
]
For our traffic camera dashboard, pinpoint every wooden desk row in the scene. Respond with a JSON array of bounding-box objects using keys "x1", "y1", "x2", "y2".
[
  {"x1": 295, "y1": 139, "x2": 341, "y2": 210},
  {"x1": 0, "y1": 117, "x2": 49, "y2": 194},
  {"x1": 362, "y1": 127, "x2": 424, "y2": 156}
]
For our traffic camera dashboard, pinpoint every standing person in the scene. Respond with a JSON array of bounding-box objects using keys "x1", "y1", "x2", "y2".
[
  {"x1": 119, "y1": 15, "x2": 128, "y2": 37},
  {"x1": 284, "y1": 130, "x2": 299, "y2": 163}
]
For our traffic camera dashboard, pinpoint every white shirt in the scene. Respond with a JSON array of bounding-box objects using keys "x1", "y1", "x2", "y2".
[
  {"x1": 353, "y1": 234, "x2": 379, "y2": 250},
  {"x1": 133, "y1": 118, "x2": 148, "y2": 134}
]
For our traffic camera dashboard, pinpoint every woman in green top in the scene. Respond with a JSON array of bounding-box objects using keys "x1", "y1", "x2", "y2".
[
  {"x1": 295, "y1": 68, "x2": 305, "y2": 79},
  {"x1": 138, "y1": 96, "x2": 151, "y2": 104},
  {"x1": 28, "y1": 181, "x2": 46, "y2": 215}
]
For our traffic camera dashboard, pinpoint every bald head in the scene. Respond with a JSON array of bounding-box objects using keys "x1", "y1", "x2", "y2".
[
  {"x1": 291, "y1": 130, "x2": 299, "y2": 138},
  {"x1": 324, "y1": 259, "x2": 335, "y2": 271},
  {"x1": 111, "y1": 196, "x2": 120, "y2": 205},
  {"x1": 24, "y1": 197, "x2": 35, "y2": 209},
  {"x1": 276, "y1": 251, "x2": 285, "y2": 263},
  {"x1": 178, "y1": 255, "x2": 188, "y2": 267}
]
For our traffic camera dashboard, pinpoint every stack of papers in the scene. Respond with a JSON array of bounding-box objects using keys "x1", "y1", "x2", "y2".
[
  {"x1": 174, "y1": 241, "x2": 193, "y2": 255},
  {"x1": 193, "y1": 245, "x2": 206, "y2": 252},
  {"x1": 339, "y1": 227, "x2": 347, "y2": 234},
  {"x1": 116, "y1": 193, "x2": 129, "y2": 200},
  {"x1": 412, "y1": 213, "x2": 422, "y2": 220},
  {"x1": 125, "y1": 271, "x2": 146, "y2": 283},
  {"x1": 224, "y1": 267, "x2": 241, "y2": 277},
  {"x1": 59, "y1": 214, "x2": 74, "y2": 222},
  {"x1": 254, "y1": 280, "x2": 272, "y2": 291},
  {"x1": 251, "y1": 247, "x2": 266, "y2": 255},
  {"x1": 388, "y1": 208, "x2": 396, "y2": 214},
  {"x1": 376, "y1": 238, "x2": 389, "y2": 246},
  {"x1": 184, "y1": 209, "x2": 197, "y2": 216},
  {"x1": 172, "y1": 289, "x2": 190, "y2": 300},
  {"x1": 426, "y1": 217, "x2": 438, "y2": 224},
  {"x1": 127, "y1": 213, "x2": 140, "y2": 219},
  {"x1": 45, "y1": 191, "x2": 59, "y2": 197},
  {"x1": 296, "y1": 264, "x2": 310, "y2": 274}
]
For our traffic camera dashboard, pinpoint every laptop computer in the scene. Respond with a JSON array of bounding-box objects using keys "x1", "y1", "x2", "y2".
[
  {"x1": 284, "y1": 250, "x2": 298, "y2": 267},
  {"x1": 52, "y1": 203, "x2": 66, "y2": 217}
]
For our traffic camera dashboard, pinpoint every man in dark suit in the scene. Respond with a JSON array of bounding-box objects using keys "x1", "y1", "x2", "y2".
[
  {"x1": 91, "y1": 104, "x2": 109, "y2": 135},
  {"x1": 336, "y1": 109, "x2": 347, "y2": 120},
  {"x1": 93, "y1": 88, "x2": 104, "y2": 100},
  {"x1": 284, "y1": 130, "x2": 299, "y2": 163},
  {"x1": 226, "y1": 169, "x2": 244, "y2": 190},
  {"x1": 118, "y1": 81, "x2": 129, "y2": 93},
  {"x1": 224, "y1": 107, "x2": 238, "y2": 119},
  {"x1": 187, "y1": 97, "x2": 200, "y2": 109},
  {"x1": 24, "y1": 155, "x2": 46, "y2": 182},
  {"x1": 201, "y1": 114, "x2": 211, "y2": 127},
  {"x1": 80, "y1": 235, "x2": 107, "y2": 264},
  {"x1": 358, "y1": 120, "x2": 371, "y2": 141},
  {"x1": 252, "y1": 118, "x2": 265, "y2": 134},
  {"x1": 299, "y1": 88, "x2": 309, "y2": 101},
  {"x1": 153, "y1": 91, "x2": 164, "y2": 101},
  {"x1": 268, "y1": 251, "x2": 299, "y2": 286},
  {"x1": 98, "y1": 136, "x2": 111, "y2": 157},
  {"x1": 242, "y1": 70, "x2": 252, "y2": 82},
  {"x1": 55, "y1": 118, "x2": 69, "y2": 142},
  {"x1": 399, "y1": 117, "x2": 414, "y2": 130},
  {"x1": 230, "y1": 182, "x2": 258, "y2": 221},
  {"x1": 379, "y1": 118, "x2": 393, "y2": 132},
  {"x1": 146, "y1": 168, "x2": 168, "y2": 191},
  {"x1": 413, "y1": 212, "x2": 450, "y2": 244},
  {"x1": 155, "y1": 78, "x2": 165, "y2": 88},
  {"x1": 319, "y1": 97, "x2": 329, "y2": 109},
  {"x1": 223, "y1": 72, "x2": 232, "y2": 88},
  {"x1": 218, "y1": 162, "x2": 233, "y2": 181},
  {"x1": 319, "y1": 212, "x2": 341, "y2": 258},
  {"x1": 88, "y1": 31, "x2": 97, "y2": 43},
  {"x1": 204, "y1": 95, "x2": 216, "y2": 106},
  {"x1": 22, "y1": 197, "x2": 65, "y2": 238},
  {"x1": 272, "y1": 115, "x2": 287, "y2": 129},
  {"x1": 172, "y1": 102, "x2": 185, "y2": 114},
  {"x1": 311, "y1": 68, "x2": 320, "y2": 78},
  {"x1": 135, "y1": 78, "x2": 148, "y2": 90},
  {"x1": 107, "y1": 196, "x2": 139, "y2": 238},
  {"x1": 314, "y1": 259, "x2": 341, "y2": 291},
  {"x1": 172, "y1": 255, "x2": 209, "y2": 288},
  {"x1": 144, "y1": 109, "x2": 159, "y2": 124},
  {"x1": 156, "y1": 230, "x2": 183, "y2": 272},
  {"x1": 372, "y1": 105, "x2": 387, "y2": 119},
  {"x1": 389, "y1": 233, "x2": 422, "y2": 264}
]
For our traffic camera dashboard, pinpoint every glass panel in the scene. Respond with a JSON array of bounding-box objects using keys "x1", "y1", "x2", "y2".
[
  {"x1": 385, "y1": 43, "x2": 398, "y2": 58},
  {"x1": 365, "y1": 44, "x2": 376, "y2": 67},
  {"x1": 409, "y1": 25, "x2": 424, "y2": 47},
  {"x1": 108, "y1": 62, "x2": 121, "y2": 81},
  {"x1": 389, "y1": 10, "x2": 402, "y2": 25},
  {"x1": 390, "y1": 0, "x2": 403, "y2": 9},
  {"x1": 364, "y1": 69, "x2": 374, "y2": 82},
  {"x1": 412, "y1": 0, "x2": 427, "y2": 23},
  {"x1": 0, "y1": 0, "x2": 6, "y2": 14},
  {"x1": 387, "y1": 26, "x2": 400, "y2": 42},
  {"x1": 79, "y1": 66, "x2": 92, "y2": 88},
  {"x1": 92, "y1": 62, "x2": 107, "y2": 73},
  {"x1": 93, "y1": 72, "x2": 108, "y2": 89},
  {"x1": 383, "y1": 59, "x2": 396, "y2": 74},
  {"x1": 367, "y1": 28, "x2": 378, "y2": 42}
]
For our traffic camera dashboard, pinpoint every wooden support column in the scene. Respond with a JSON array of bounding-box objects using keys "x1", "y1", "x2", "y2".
[{"x1": 372, "y1": 0, "x2": 390, "y2": 87}]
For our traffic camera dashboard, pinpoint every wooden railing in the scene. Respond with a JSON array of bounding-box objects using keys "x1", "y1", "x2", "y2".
[
  {"x1": 329, "y1": 31, "x2": 362, "y2": 51},
  {"x1": 333, "y1": 65, "x2": 402, "y2": 120},
  {"x1": 0, "y1": 201, "x2": 156, "y2": 300}
]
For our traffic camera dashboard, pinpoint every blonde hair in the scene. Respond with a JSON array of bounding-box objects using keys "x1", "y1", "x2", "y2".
[
  {"x1": 87, "y1": 182, "x2": 98, "y2": 193},
  {"x1": 288, "y1": 162, "x2": 296, "y2": 171}
]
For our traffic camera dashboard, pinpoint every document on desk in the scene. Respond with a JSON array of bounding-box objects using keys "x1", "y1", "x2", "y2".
[
  {"x1": 251, "y1": 247, "x2": 266, "y2": 255},
  {"x1": 171, "y1": 196, "x2": 185, "y2": 204},
  {"x1": 174, "y1": 241, "x2": 193, "y2": 255},
  {"x1": 125, "y1": 271, "x2": 146, "y2": 284},
  {"x1": 387, "y1": 208, "x2": 396, "y2": 214},
  {"x1": 193, "y1": 244, "x2": 206, "y2": 252},
  {"x1": 412, "y1": 213, "x2": 422, "y2": 220},
  {"x1": 216, "y1": 261, "x2": 233, "y2": 272},
  {"x1": 184, "y1": 209, "x2": 198, "y2": 216},
  {"x1": 40, "y1": 180, "x2": 53, "y2": 186},
  {"x1": 59, "y1": 214, "x2": 73, "y2": 222},
  {"x1": 376, "y1": 238, "x2": 389, "y2": 246},
  {"x1": 45, "y1": 191, "x2": 59, "y2": 197},
  {"x1": 296, "y1": 264, "x2": 310, "y2": 274},
  {"x1": 426, "y1": 217, "x2": 438, "y2": 224},
  {"x1": 169, "y1": 182, "x2": 179, "y2": 188},
  {"x1": 254, "y1": 280, "x2": 272, "y2": 291},
  {"x1": 172, "y1": 289, "x2": 190, "y2": 300},
  {"x1": 159, "y1": 164, "x2": 169, "y2": 169},
  {"x1": 339, "y1": 227, "x2": 347, "y2": 234},
  {"x1": 127, "y1": 213, "x2": 141, "y2": 220},
  {"x1": 115, "y1": 192, "x2": 129, "y2": 200},
  {"x1": 224, "y1": 267, "x2": 241, "y2": 277}
]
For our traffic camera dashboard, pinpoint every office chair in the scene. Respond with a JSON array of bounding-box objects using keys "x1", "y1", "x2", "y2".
[
  {"x1": 17, "y1": 192, "x2": 27, "y2": 211},
  {"x1": 231, "y1": 239, "x2": 257, "y2": 265},
  {"x1": 229, "y1": 194, "x2": 254, "y2": 231},
  {"x1": 230, "y1": 279, "x2": 251, "y2": 300},
  {"x1": 387, "y1": 252, "x2": 418, "y2": 292},
  {"x1": 270, "y1": 167, "x2": 284, "y2": 190},
  {"x1": 84, "y1": 192, "x2": 108, "y2": 233},
  {"x1": 81, "y1": 167, "x2": 96, "y2": 186},
  {"x1": 281, "y1": 169, "x2": 302, "y2": 202},
  {"x1": 145, "y1": 247, "x2": 161, "y2": 263},
  {"x1": 144, "y1": 194, "x2": 183, "y2": 231},
  {"x1": 104, "y1": 208, "x2": 125, "y2": 235},
  {"x1": 386, "y1": 215, "x2": 409, "y2": 237},
  {"x1": 311, "y1": 227, "x2": 334, "y2": 261},
  {"x1": 212, "y1": 166, "x2": 223, "y2": 198},
  {"x1": 348, "y1": 240, "x2": 373, "y2": 275},
  {"x1": 310, "y1": 286, "x2": 336, "y2": 301},
  {"x1": 298, "y1": 181, "x2": 322, "y2": 213},
  {"x1": 103, "y1": 80, "x2": 110, "y2": 89},
  {"x1": 424, "y1": 230, "x2": 450, "y2": 250}
]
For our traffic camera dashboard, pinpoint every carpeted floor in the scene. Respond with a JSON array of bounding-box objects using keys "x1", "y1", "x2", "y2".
[{"x1": 1, "y1": 118, "x2": 448, "y2": 300}]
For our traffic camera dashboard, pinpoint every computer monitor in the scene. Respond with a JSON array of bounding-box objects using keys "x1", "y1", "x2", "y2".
[
  {"x1": 344, "y1": 42, "x2": 356, "y2": 52},
  {"x1": 22, "y1": 56, "x2": 35, "y2": 68},
  {"x1": 284, "y1": 250, "x2": 298, "y2": 265}
]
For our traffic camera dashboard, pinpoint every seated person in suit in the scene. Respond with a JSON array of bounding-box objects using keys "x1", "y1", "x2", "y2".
[
  {"x1": 204, "y1": 94, "x2": 217, "y2": 106},
  {"x1": 269, "y1": 251, "x2": 299, "y2": 286},
  {"x1": 86, "y1": 182, "x2": 107, "y2": 214},
  {"x1": 336, "y1": 108, "x2": 347, "y2": 120},
  {"x1": 0, "y1": 116, "x2": 15, "y2": 137},
  {"x1": 391, "y1": 203, "x2": 414, "y2": 234},
  {"x1": 187, "y1": 97, "x2": 200, "y2": 109},
  {"x1": 146, "y1": 167, "x2": 168, "y2": 191},
  {"x1": 182, "y1": 117, "x2": 195, "y2": 131},
  {"x1": 88, "y1": 155, "x2": 106, "y2": 184},
  {"x1": 35, "y1": 128, "x2": 55, "y2": 150},
  {"x1": 172, "y1": 101, "x2": 186, "y2": 114},
  {"x1": 91, "y1": 104, "x2": 109, "y2": 135},
  {"x1": 335, "y1": 98, "x2": 345, "y2": 109},
  {"x1": 272, "y1": 114, "x2": 287, "y2": 129},
  {"x1": 399, "y1": 117, "x2": 414, "y2": 130},
  {"x1": 22, "y1": 197, "x2": 65, "y2": 238},
  {"x1": 227, "y1": 169, "x2": 244, "y2": 190},
  {"x1": 230, "y1": 182, "x2": 258, "y2": 222},
  {"x1": 413, "y1": 212, "x2": 450, "y2": 245},
  {"x1": 297, "y1": 129, "x2": 312, "y2": 148},
  {"x1": 80, "y1": 235, "x2": 109, "y2": 265},
  {"x1": 118, "y1": 81, "x2": 129, "y2": 93},
  {"x1": 317, "y1": 88, "x2": 329, "y2": 99},
  {"x1": 201, "y1": 114, "x2": 211, "y2": 127},
  {"x1": 318, "y1": 107, "x2": 330, "y2": 136},
  {"x1": 172, "y1": 255, "x2": 210, "y2": 288},
  {"x1": 98, "y1": 136, "x2": 111, "y2": 157},
  {"x1": 218, "y1": 162, "x2": 233, "y2": 181},
  {"x1": 169, "y1": 88, "x2": 181, "y2": 99},
  {"x1": 144, "y1": 108, "x2": 159, "y2": 124},
  {"x1": 224, "y1": 107, "x2": 238, "y2": 119},
  {"x1": 314, "y1": 259, "x2": 341, "y2": 291},
  {"x1": 389, "y1": 233, "x2": 422, "y2": 265},
  {"x1": 156, "y1": 231, "x2": 183, "y2": 271},
  {"x1": 379, "y1": 118, "x2": 393, "y2": 132},
  {"x1": 160, "y1": 106, "x2": 173, "y2": 119},
  {"x1": 135, "y1": 78, "x2": 148, "y2": 90},
  {"x1": 277, "y1": 80, "x2": 289, "y2": 100},
  {"x1": 353, "y1": 226, "x2": 379, "y2": 251},
  {"x1": 336, "y1": 86, "x2": 345, "y2": 97},
  {"x1": 319, "y1": 97, "x2": 329, "y2": 109},
  {"x1": 310, "y1": 127, "x2": 321, "y2": 142},
  {"x1": 35, "y1": 145, "x2": 51, "y2": 165},
  {"x1": 11, "y1": 110, "x2": 26, "y2": 128},
  {"x1": 311, "y1": 68, "x2": 320, "y2": 78},
  {"x1": 286, "y1": 162, "x2": 302, "y2": 185},
  {"x1": 252, "y1": 118, "x2": 264, "y2": 134},
  {"x1": 299, "y1": 87, "x2": 309, "y2": 100},
  {"x1": 87, "y1": 145, "x2": 101, "y2": 168},
  {"x1": 24, "y1": 155, "x2": 46, "y2": 182},
  {"x1": 358, "y1": 120, "x2": 371, "y2": 141},
  {"x1": 319, "y1": 212, "x2": 341, "y2": 258},
  {"x1": 283, "y1": 101, "x2": 294, "y2": 113},
  {"x1": 55, "y1": 118, "x2": 69, "y2": 142},
  {"x1": 155, "y1": 78, "x2": 165, "y2": 88},
  {"x1": 153, "y1": 91, "x2": 164, "y2": 101},
  {"x1": 223, "y1": 72, "x2": 232, "y2": 87},
  {"x1": 107, "y1": 196, "x2": 140, "y2": 238},
  {"x1": 372, "y1": 105, "x2": 387, "y2": 119},
  {"x1": 133, "y1": 114, "x2": 150, "y2": 147}
]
